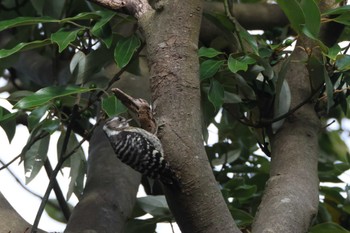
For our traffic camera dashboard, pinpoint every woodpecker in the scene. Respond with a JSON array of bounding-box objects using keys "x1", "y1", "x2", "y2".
[{"x1": 103, "y1": 116, "x2": 177, "y2": 185}]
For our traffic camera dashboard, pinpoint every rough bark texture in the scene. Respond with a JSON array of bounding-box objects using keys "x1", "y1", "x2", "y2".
[
  {"x1": 65, "y1": 126, "x2": 141, "y2": 233},
  {"x1": 137, "y1": 1, "x2": 240, "y2": 233},
  {"x1": 0, "y1": 192, "x2": 46, "y2": 233}
]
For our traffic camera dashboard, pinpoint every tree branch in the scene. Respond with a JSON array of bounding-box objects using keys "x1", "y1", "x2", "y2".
[
  {"x1": 0, "y1": 192, "x2": 46, "y2": 233},
  {"x1": 88, "y1": 0, "x2": 152, "y2": 18},
  {"x1": 65, "y1": 125, "x2": 141, "y2": 232}
]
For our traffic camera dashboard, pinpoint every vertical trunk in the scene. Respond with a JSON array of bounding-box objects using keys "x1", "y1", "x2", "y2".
[
  {"x1": 252, "y1": 45, "x2": 320, "y2": 233},
  {"x1": 138, "y1": 1, "x2": 240, "y2": 232}
]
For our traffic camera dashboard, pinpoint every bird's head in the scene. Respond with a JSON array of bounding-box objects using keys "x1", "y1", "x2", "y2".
[{"x1": 103, "y1": 116, "x2": 132, "y2": 136}]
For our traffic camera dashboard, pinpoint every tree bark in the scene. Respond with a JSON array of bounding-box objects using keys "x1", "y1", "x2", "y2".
[
  {"x1": 137, "y1": 1, "x2": 240, "y2": 232},
  {"x1": 251, "y1": 44, "x2": 321, "y2": 233},
  {"x1": 88, "y1": 0, "x2": 240, "y2": 232},
  {"x1": 252, "y1": 1, "x2": 342, "y2": 232},
  {"x1": 65, "y1": 126, "x2": 141, "y2": 232},
  {"x1": 0, "y1": 192, "x2": 46, "y2": 233}
]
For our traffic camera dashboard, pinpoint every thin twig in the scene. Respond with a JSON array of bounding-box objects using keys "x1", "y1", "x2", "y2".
[
  {"x1": 31, "y1": 117, "x2": 102, "y2": 233},
  {"x1": 31, "y1": 105, "x2": 79, "y2": 232},
  {"x1": 0, "y1": 131, "x2": 49, "y2": 171},
  {"x1": 44, "y1": 159, "x2": 71, "y2": 221},
  {"x1": 237, "y1": 84, "x2": 324, "y2": 128},
  {"x1": 169, "y1": 221, "x2": 175, "y2": 233},
  {"x1": 224, "y1": 0, "x2": 245, "y2": 53},
  {"x1": 0, "y1": 159, "x2": 42, "y2": 199}
]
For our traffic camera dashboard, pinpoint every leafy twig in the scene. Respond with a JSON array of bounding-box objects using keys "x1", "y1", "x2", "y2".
[{"x1": 224, "y1": 0, "x2": 245, "y2": 53}]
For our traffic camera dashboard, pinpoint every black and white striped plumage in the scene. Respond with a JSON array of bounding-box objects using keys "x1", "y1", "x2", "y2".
[{"x1": 103, "y1": 116, "x2": 177, "y2": 185}]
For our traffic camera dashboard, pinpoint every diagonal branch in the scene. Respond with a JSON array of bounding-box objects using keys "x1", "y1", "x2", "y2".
[{"x1": 88, "y1": 0, "x2": 152, "y2": 18}]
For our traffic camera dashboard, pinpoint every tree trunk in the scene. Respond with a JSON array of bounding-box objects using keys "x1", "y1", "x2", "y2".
[
  {"x1": 0, "y1": 192, "x2": 46, "y2": 233},
  {"x1": 252, "y1": 1, "x2": 342, "y2": 232},
  {"x1": 65, "y1": 126, "x2": 141, "y2": 232},
  {"x1": 252, "y1": 44, "x2": 320, "y2": 233},
  {"x1": 137, "y1": 1, "x2": 240, "y2": 232}
]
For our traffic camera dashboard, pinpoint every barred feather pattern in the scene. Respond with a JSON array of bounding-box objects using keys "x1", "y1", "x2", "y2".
[{"x1": 103, "y1": 116, "x2": 177, "y2": 185}]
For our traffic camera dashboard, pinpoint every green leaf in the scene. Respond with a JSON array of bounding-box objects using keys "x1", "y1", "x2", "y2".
[
  {"x1": 307, "y1": 54, "x2": 326, "y2": 91},
  {"x1": 332, "y1": 14, "x2": 350, "y2": 26},
  {"x1": 23, "y1": 134, "x2": 50, "y2": 184},
  {"x1": 0, "y1": 39, "x2": 52, "y2": 59},
  {"x1": 239, "y1": 28, "x2": 259, "y2": 54},
  {"x1": 62, "y1": 11, "x2": 105, "y2": 22},
  {"x1": 309, "y1": 222, "x2": 350, "y2": 233},
  {"x1": 326, "y1": 44, "x2": 341, "y2": 60},
  {"x1": 137, "y1": 196, "x2": 171, "y2": 217},
  {"x1": 39, "y1": 119, "x2": 60, "y2": 134},
  {"x1": 0, "y1": 106, "x2": 17, "y2": 142},
  {"x1": 336, "y1": 55, "x2": 350, "y2": 71},
  {"x1": 102, "y1": 95, "x2": 128, "y2": 117},
  {"x1": 274, "y1": 56, "x2": 291, "y2": 113},
  {"x1": 0, "y1": 12, "x2": 108, "y2": 32},
  {"x1": 300, "y1": 0, "x2": 320, "y2": 38},
  {"x1": 67, "y1": 135, "x2": 86, "y2": 200},
  {"x1": 51, "y1": 28, "x2": 82, "y2": 52},
  {"x1": 208, "y1": 79, "x2": 224, "y2": 110},
  {"x1": 272, "y1": 80, "x2": 291, "y2": 133},
  {"x1": 114, "y1": 35, "x2": 141, "y2": 68},
  {"x1": 277, "y1": 0, "x2": 305, "y2": 34},
  {"x1": 228, "y1": 55, "x2": 248, "y2": 73},
  {"x1": 28, "y1": 105, "x2": 50, "y2": 131},
  {"x1": 31, "y1": 0, "x2": 45, "y2": 16},
  {"x1": 324, "y1": 68, "x2": 335, "y2": 113},
  {"x1": 70, "y1": 51, "x2": 87, "y2": 84},
  {"x1": 92, "y1": 11, "x2": 116, "y2": 30},
  {"x1": 200, "y1": 60, "x2": 224, "y2": 81},
  {"x1": 0, "y1": 16, "x2": 58, "y2": 31},
  {"x1": 235, "y1": 184, "x2": 257, "y2": 199},
  {"x1": 249, "y1": 54, "x2": 274, "y2": 79},
  {"x1": 91, "y1": 11, "x2": 115, "y2": 48},
  {"x1": 323, "y1": 5, "x2": 350, "y2": 16},
  {"x1": 14, "y1": 85, "x2": 91, "y2": 109},
  {"x1": 229, "y1": 207, "x2": 254, "y2": 227},
  {"x1": 233, "y1": 74, "x2": 256, "y2": 100},
  {"x1": 45, "y1": 199, "x2": 73, "y2": 223},
  {"x1": 198, "y1": 47, "x2": 223, "y2": 58},
  {"x1": 92, "y1": 24, "x2": 112, "y2": 48},
  {"x1": 125, "y1": 219, "x2": 157, "y2": 233},
  {"x1": 223, "y1": 91, "x2": 242, "y2": 104}
]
